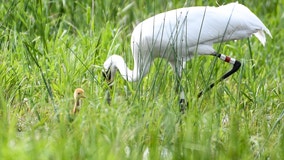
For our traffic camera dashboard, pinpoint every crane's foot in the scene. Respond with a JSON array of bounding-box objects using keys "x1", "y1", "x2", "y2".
[{"x1": 179, "y1": 99, "x2": 188, "y2": 114}]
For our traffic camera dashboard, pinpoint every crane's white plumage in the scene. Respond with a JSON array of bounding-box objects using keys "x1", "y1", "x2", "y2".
[{"x1": 103, "y1": 2, "x2": 271, "y2": 103}]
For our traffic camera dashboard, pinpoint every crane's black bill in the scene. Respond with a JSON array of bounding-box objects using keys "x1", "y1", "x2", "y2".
[{"x1": 102, "y1": 68, "x2": 113, "y2": 86}]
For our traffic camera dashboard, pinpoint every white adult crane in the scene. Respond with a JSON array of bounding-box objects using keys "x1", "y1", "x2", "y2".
[{"x1": 103, "y1": 2, "x2": 272, "y2": 112}]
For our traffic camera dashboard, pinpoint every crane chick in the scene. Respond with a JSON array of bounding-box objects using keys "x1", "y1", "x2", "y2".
[{"x1": 72, "y1": 88, "x2": 86, "y2": 114}]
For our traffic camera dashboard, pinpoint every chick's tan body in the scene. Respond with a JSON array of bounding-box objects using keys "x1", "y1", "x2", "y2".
[{"x1": 72, "y1": 88, "x2": 86, "y2": 114}]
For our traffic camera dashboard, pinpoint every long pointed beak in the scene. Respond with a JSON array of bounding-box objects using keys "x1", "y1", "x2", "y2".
[{"x1": 102, "y1": 68, "x2": 113, "y2": 86}]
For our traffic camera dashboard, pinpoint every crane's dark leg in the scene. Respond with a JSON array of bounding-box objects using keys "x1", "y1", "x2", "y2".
[
  {"x1": 175, "y1": 70, "x2": 188, "y2": 114},
  {"x1": 170, "y1": 61, "x2": 188, "y2": 113},
  {"x1": 198, "y1": 52, "x2": 241, "y2": 98},
  {"x1": 179, "y1": 88, "x2": 188, "y2": 114}
]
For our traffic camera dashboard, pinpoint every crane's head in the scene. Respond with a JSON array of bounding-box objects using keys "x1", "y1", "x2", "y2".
[
  {"x1": 102, "y1": 56, "x2": 117, "y2": 86},
  {"x1": 74, "y1": 88, "x2": 86, "y2": 100}
]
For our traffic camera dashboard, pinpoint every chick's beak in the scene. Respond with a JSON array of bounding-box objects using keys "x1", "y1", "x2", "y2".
[{"x1": 81, "y1": 94, "x2": 86, "y2": 98}]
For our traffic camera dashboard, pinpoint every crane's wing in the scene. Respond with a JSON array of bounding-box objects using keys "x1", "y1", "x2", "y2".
[{"x1": 142, "y1": 2, "x2": 271, "y2": 47}]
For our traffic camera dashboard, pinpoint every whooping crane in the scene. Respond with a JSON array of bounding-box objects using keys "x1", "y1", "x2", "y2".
[{"x1": 102, "y1": 2, "x2": 272, "y2": 112}]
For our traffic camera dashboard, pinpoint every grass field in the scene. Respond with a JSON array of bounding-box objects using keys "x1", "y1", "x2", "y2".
[{"x1": 0, "y1": 0, "x2": 283, "y2": 159}]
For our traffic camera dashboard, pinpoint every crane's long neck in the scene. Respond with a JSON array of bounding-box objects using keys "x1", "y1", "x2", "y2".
[
  {"x1": 112, "y1": 56, "x2": 139, "y2": 82},
  {"x1": 109, "y1": 55, "x2": 150, "y2": 82}
]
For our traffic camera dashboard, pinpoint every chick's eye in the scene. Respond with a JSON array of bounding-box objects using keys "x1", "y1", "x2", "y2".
[{"x1": 78, "y1": 93, "x2": 81, "y2": 95}]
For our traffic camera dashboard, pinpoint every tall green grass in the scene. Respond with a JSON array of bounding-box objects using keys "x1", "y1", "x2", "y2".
[{"x1": 0, "y1": 0, "x2": 283, "y2": 159}]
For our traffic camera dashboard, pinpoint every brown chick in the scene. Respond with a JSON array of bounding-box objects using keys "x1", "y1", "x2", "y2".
[{"x1": 72, "y1": 88, "x2": 86, "y2": 114}]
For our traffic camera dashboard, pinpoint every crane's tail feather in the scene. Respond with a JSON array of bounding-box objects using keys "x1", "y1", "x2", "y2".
[{"x1": 253, "y1": 28, "x2": 272, "y2": 46}]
